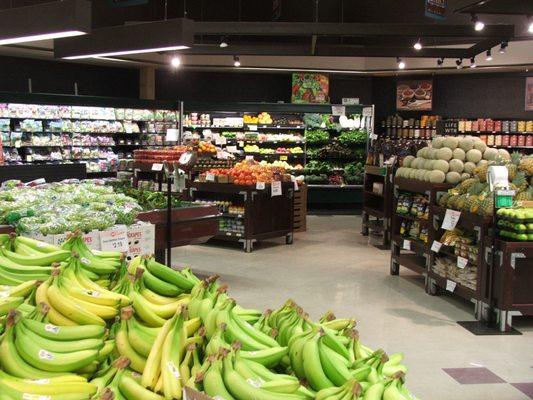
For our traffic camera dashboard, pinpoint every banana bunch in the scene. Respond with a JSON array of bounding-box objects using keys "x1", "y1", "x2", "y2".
[
  {"x1": 0, "y1": 311, "x2": 106, "y2": 381},
  {"x1": 315, "y1": 378, "x2": 363, "y2": 400}
]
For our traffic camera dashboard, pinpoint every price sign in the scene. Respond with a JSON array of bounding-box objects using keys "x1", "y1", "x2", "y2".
[
  {"x1": 362, "y1": 107, "x2": 373, "y2": 117},
  {"x1": 248, "y1": 125, "x2": 257, "y2": 131},
  {"x1": 212, "y1": 133, "x2": 220, "y2": 142},
  {"x1": 442, "y1": 209, "x2": 461, "y2": 230},
  {"x1": 431, "y1": 241, "x2": 442, "y2": 253},
  {"x1": 245, "y1": 155, "x2": 254, "y2": 161},
  {"x1": 238, "y1": 141, "x2": 244, "y2": 147},
  {"x1": 151, "y1": 163, "x2": 163, "y2": 171},
  {"x1": 100, "y1": 227, "x2": 128, "y2": 252},
  {"x1": 279, "y1": 155, "x2": 288, "y2": 161},
  {"x1": 331, "y1": 105, "x2": 346, "y2": 116},
  {"x1": 206, "y1": 173, "x2": 215, "y2": 182},
  {"x1": 226, "y1": 145, "x2": 237, "y2": 153},
  {"x1": 369, "y1": 133, "x2": 378, "y2": 140},
  {"x1": 217, "y1": 136, "x2": 227, "y2": 145},
  {"x1": 457, "y1": 256, "x2": 468, "y2": 269},
  {"x1": 446, "y1": 279, "x2": 457, "y2": 292},
  {"x1": 256, "y1": 182, "x2": 266, "y2": 190},
  {"x1": 403, "y1": 240, "x2": 411, "y2": 250},
  {"x1": 271, "y1": 181, "x2": 282, "y2": 197},
  {"x1": 292, "y1": 176, "x2": 299, "y2": 191}
]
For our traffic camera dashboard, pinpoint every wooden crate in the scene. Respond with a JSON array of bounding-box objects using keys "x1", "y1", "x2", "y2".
[{"x1": 293, "y1": 183, "x2": 307, "y2": 232}]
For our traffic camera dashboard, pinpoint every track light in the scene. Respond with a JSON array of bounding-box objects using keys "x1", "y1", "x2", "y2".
[
  {"x1": 499, "y1": 41, "x2": 508, "y2": 54},
  {"x1": 470, "y1": 57, "x2": 477, "y2": 68},
  {"x1": 220, "y1": 37, "x2": 228, "y2": 48},
  {"x1": 456, "y1": 58, "x2": 463, "y2": 69},
  {"x1": 397, "y1": 57, "x2": 405, "y2": 69},
  {"x1": 413, "y1": 38, "x2": 422, "y2": 51},
  {"x1": 485, "y1": 49, "x2": 493, "y2": 61},
  {"x1": 233, "y1": 55, "x2": 241, "y2": 67},
  {"x1": 437, "y1": 58, "x2": 444, "y2": 67},
  {"x1": 471, "y1": 13, "x2": 484, "y2": 31},
  {"x1": 170, "y1": 56, "x2": 181, "y2": 68},
  {"x1": 528, "y1": 16, "x2": 533, "y2": 33}
]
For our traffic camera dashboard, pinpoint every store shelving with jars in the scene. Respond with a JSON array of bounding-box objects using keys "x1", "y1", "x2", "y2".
[{"x1": 0, "y1": 99, "x2": 179, "y2": 175}]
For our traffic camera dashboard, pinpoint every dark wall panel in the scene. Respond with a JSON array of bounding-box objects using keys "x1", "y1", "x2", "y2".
[{"x1": 0, "y1": 56, "x2": 139, "y2": 98}]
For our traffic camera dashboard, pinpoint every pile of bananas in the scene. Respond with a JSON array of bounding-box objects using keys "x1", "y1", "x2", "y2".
[{"x1": 0, "y1": 232, "x2": 418, "y2": 400}]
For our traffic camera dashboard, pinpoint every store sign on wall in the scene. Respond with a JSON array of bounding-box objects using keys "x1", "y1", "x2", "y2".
[
  {"x1": 397, "y1": 80, "x2": 433, "y2": 111},
  {"x1": 425, "y1": 0, "x2": 446, "y2": 20},
  {"x1": 291, "y1": 73, "x2": 329, "y2": 104}
]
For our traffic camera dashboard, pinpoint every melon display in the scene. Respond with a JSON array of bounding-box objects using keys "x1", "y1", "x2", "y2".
[
  {"x1": 498, "y1": 149, "x2": 511, "y2": 160},
  {"x1": 433, "y1": 159, "x2": 450, "y2": 173},
  {"x1": 473, "y1": 140, "x2": 487, "y2": 152},
  {"x1": 437, "y1": 147, "x2": 453, "y2": 161},
  {"x1": 446, "y1": 171, "x2": 462, "y2": 184},
  {"x1": 484, "y1": 147, "x2": 499, "y2": 161},
  {"x1": 432, "y1": 137, "x2": 444, "y2": 149},
  {"x1": 443, "y1": 137, "x2": 459, "y2": 149},
  {"x1": 458, "y1": 138, "x2": 474, "y2": 152},
  {"x1": 452, "y1": 148, "x2": 466, "y2": 161},
  {"x1": 429, "y1": 170, "x2": 446, "y2": 183},
  {"x1": 461, "y1": 172, "x2": 471, "y2": 181},
  {"x1": 403, "y1": 155, "x2": 415, "y2": 167},
  {"x1": 464, "y1": 161, "x2": 476, "y2": 174},
  {"x1": 449, "y1": 159, "x2": 464, "y2": 173},
  {"x1": 466, "y1": 149, "x2": 482, "y2": 163}
]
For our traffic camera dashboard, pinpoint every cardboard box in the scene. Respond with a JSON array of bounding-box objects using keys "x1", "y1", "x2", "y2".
[
  {"x1": 183, "y1": 387, "x2": 214, "y2": 400},
  {"x1": 26, "y1": 233, "x2": 55, "y2": 244},
  {"x1": 53, "y1": 230, "x2": 101, "y2": 250},
  {"x1": 125, "y1": 223, "x2": 155, "y2": 262}
]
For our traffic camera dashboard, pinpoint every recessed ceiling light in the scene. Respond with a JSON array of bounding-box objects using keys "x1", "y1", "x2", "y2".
[
  {"x1": 413, "y1": 39, "x2": 422, "y2": 51},
  {"x1": 471, "y1": 14, "x2": 485, "y2": 31},
  {"x1": 171, "y1": 56, "x2": 181, "y2": 68},
  {"x1": 397, "y1": 57, "x2": 405, "y2": 70},
  {"x1": 234, "y1": 55, "x2": 241, "y2": 67}
]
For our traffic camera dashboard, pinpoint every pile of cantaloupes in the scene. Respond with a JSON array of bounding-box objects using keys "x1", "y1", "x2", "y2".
[{"x1": 396, "y1": 136, "x2": 510, "y2": 184}]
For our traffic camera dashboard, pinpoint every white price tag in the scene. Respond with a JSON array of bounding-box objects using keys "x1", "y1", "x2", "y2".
[
  {"x1": 271, "y1": 181, "x2": 282, "y2": 197},
  {"x1": 442, "y1": 209, "x2": 461, "y2": 230},
  {"x1": 99, "y1": 227, "x2": 128, "y2": 252},
  {"x1": 217, "y1": 136, "x2": 227, "y2": 145},
  {"x1": 245, "y1": 155, "x2": 254, "y2": 160},
  {"x1": 331, "y1": 105, "x2": 346, "y2": 116},
  {"x1": 206, "y1": 172, "x2": 215, "y2": 182},
  {"x1": 248, "y1": 125, "x2": 257, "y2": 131},
  {"x1": 431, "y1": 241, "x2": 442, "y2": 253},
  {"x1": 369, "y1": 133, "x2": 378, "y2": 140},
  {"x1": 457, "y1": 256, "x2": 468, "y2": 269},
  {"x1": 403, "y1": 239, "x2": 411, "y2": 250},
  {"x1": 256, "y1": 182, "x2": 266, "y2": 190},
  {"x1": 362, "y1": 107, "x2": 373, "y2": 117},
  {"x1": 446, "y1": 279, "x2": 457, "y2": 292},
  {"x1": 226, "y1": 145, "x2": 237, "y2": 153},
  {"x1": 152, "y1": 163, "x2": 163, "y2": 171},
  {"x1": 238, "y1": 141, "x2": 244, "y2": 147}
]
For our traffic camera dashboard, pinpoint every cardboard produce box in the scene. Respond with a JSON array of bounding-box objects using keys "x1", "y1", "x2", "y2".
[{"x1": 183, "y1": 387, "x2": 214, "y2": 400}]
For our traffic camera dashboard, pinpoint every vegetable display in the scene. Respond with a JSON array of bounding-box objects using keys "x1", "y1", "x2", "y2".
[
  {"x1": 0, "y1": 232, "x2": 419, "y2": 400},
  {"x1": 0, "y1": 181, "x2": 142, "y2": 235},
  {"x1": 337, "y1": 130, "x2": 367, "y2": 147}
]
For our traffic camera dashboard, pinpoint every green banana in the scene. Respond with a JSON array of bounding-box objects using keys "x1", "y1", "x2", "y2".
[
  {"x1": 21, "y1": 317, "x2": 105, "y2": 341},
  {"x1": 142, "y1": 268, "x2": 182, "y2": 297},
  {"x1": 14, "y1": 236, "x2": 62, "y2": 254},
  {"x1": 240, "y1": 346, "x2": 288, "y2": 368},
  {"x1": 119, "y1": 375, "x2": 165, "y2": 400},
  {"x1": 302, "y1": 333, "x2": 334, "y2": 391},
  {"x1": 115, "y1": 316, "x2": 147, "y2": 373},
  {"x1": 145, "y1": 258, "x2": 194, "y2": 291},
  {"x1": 203, "y1": 358, "x2": 236, "y2": 400},
  {"x1": 318, "y1": 339, "x2": 353, "y2": 386},
  {"x1": 0, "y1": 296, "x2": 24, "y2": 316},
  {"x1": 364, "y1": 382, "x2": 386, "y2": 400},
  {"x1": 1, "y1": 247, "x2": 69, "y2": 266}
]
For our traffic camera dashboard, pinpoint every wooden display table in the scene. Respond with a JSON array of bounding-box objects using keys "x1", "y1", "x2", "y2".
[
  {"x1": 189, "y1": 181, "x2": 294, "y2": 252},
  {"x1": 293, "y1": 183, "x2": 307, "y2": 232},
  {"x1": 362, "y1": 165, "x2": 393, "y2": 246}
]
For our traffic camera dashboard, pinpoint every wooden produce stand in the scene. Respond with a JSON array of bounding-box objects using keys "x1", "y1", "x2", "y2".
[
  {"x1": 390, "y1": 178, "x2": 452, "y2": 292},
  {"x1": 189, "y1": 181, "x2": 294, "y2": 252},
  {"x1": 429, "y1": 205, "x2": 492, "y2": 319},
  {"x1": 361, "y1": 165, "x2": 393, "y2": 246},
  {"x1": 484, "y1": 238, "x2": 533, "y2": 332},
  {"x1": 293, "y1": 183, "x2": 307, "y2": 232}
]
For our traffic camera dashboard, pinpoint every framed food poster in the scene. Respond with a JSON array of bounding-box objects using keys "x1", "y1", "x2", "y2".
[
  {"x1": 396, "y1": 80, "x2": 433, "y2": 111},
  {"x1": 291, "y1": 73, "x2": 329, "y2": 104},
  {"x1": 526, "y1": 77, "x2": 533, "y2": 111}
]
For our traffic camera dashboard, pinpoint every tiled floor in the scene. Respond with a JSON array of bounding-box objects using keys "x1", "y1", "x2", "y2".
[{"x1": 172, "y1": 215, "x2": 533, "y2": 399}]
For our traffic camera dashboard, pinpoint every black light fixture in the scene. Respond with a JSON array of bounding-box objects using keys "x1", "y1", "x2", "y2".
[
  {"x1": 471, "y1": 13, "x2": 484, "y2": 31},
  {"x1": 397, "y1": 57, "x2": 406, "y2": 70},
  {"x1": 470, "y1": 57, "x2": 477, "y2": 68},
  {"x1": 233, "y1": 55, "x2": 241, "y2": 67},
  {"x1": 220, "y1": 36, "x2": 228, "y2": 48},
  {"x1": 485, "y1": 49, "x2": 493, "y2": 61},
  {"x1": 437, "y1": 58, "x2": 444, "y2": 67},
  {"x1": 0, "y1": 0, "x2": 90, "y2": 46},
  {"x1": 456, "y1": 58, "x2": 463, "y2": 69},
  {"x1": 499, "y1": 41, "x2": 508, "y2": 54},
  {"x1": 413, "y1": 38, "x2": 422, "y2": 51},
  {"x1": 55, "y1": 18, "x2": 193, "y2": 59}
]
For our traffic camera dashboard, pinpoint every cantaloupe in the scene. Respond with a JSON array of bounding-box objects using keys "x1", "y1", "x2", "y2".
[
  {"x1": 433, "y1": 159, "x2": 450, "y2": 173},
  {"x1": 483, "y1": 147, "x2": 499, "y2": 161},
  {"x1": 443, "y1": 137, "x2": 459, "y2": 149},
  {"x1": 466, "y1": 149, "x2": 482, "y2": 163},
  {"x1": 432, "y1": 137, "x2": 444, "y2": 149},
  {"x1": 429, "y1": 170, "x2": 446, "y2": 183},
  {"x1": 458, "y1": 138, "x2": 474, "y2": 152},
  {"x1": 461, "y1": 172, "x2": 471, "y2": 181},
  {"x1": 427, "y1": 149, "x2": 438, "y2": 159},
  {"x1": 477, "y1": 159, "x2": 489, "y2": 168},
  {"x1": 402, "y1": 155, "x2": 415, "y2": 167},
  {"x1": 417, "y1": 147, "x2": 429, "y2": 158},
  {"x1": 409, "y1": 169, "x2": 417, "y2": 179},
  {"x1": 426, "y1": 160, "x2": 435, "y2": 170},
  {"x1": 437, "y1": 147, "x2": 453, "y2": 161},
  {"x1": 464, "y1": 161, "x2": 476, "y2": 173},
  {"x1": 416, "y1": 169, "x2": 425, "y2": 180},
  {"x1": 473, "y1": 140, "x2": 487, "y2": 152},
  {"x1": 424, "y1": 170, "x2": 432, "y2": 182},
  {"x1": 446, "y1": 171, "x2": 462, "y2": 184},
  {"x1": 452, "y1": 148, "x2": 466, "y2": 161},
  {"x1": 498, "y1": 149, "x2": 511, "y2": 160},
  {"x1": 396, "y1": 167, "x2": 404, "y2": 178},
  {"x1": 449, "y1": 159, "x2": 464, "y2": 173}
]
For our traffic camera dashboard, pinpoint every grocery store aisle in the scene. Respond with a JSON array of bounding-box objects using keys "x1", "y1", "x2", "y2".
[{"x1": 173, "y1": 216, "x2": 533, "y2": 400}]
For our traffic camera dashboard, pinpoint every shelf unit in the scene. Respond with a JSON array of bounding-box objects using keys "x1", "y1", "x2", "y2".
[
  {"x1": 188, "y1": 181, "x2": 294, "y2": 252},
  {"x1": 362, "y1": 165, "x2": 393, "y2": 246}
]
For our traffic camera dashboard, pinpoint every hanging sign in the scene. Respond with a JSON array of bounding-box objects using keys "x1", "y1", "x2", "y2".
[
  {"x1": 425, "y1": 0, "x2": 446, "y2": 20},
  {"x1": 446, "y1": 279, "x2": 457, "y2": 292},
  {"x1": 457, "y1": 256, "x2": 468, "y2": 269},
  {"x1": 431, "y1": 241, "x2": 442, "y2": 253},
  {"x1": 442, "y1": 209, "x2": 461, "y2": 230},
  {"x1": 271, "y1": 181, "x2": 282, "y2": 197},
  {"x1": 403, "y1": 240, "x2": 411, "y2": 250}
]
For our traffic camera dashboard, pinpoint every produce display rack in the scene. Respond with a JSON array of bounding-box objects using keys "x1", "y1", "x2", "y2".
[
  {"x1": 390, "y1": 178, "x2": 452, "y2": 292},
  {"x1": 361, "y1": 165, "x2": 393, "y2": 246},
  {"x1": 188, "y1": 181, "x2": 294, "y2": 252},
  {"x1": 293, "y1": 183, "x2": 308, "y2": 232}
]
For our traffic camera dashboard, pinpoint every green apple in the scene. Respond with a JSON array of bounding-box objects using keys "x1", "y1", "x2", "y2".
[{"x1": 516, "y1": 233, "x2": 528, "y2": 241}]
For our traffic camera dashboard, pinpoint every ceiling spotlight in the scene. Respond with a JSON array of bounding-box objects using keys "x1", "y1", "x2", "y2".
[
  {"x1": 413, "y1": 39, "x2": 422, "y2": 51},
  {"x1": 528, "y1": 16, "x2": 533, "y2": 33},
  {"x1": 470, "y1": 57, "x2": 477, "y2": 68},
  {"x1": 485, "y1": 49, "x2": 493, "y2": 61},
  {"x1": 456, "y1": 58, "x2": 463, "y2": 69},
  {"x1": 471, "y1": 13, "x2": 484, "y2": 31},
  {"x1": 219, "y1": 37, "x2": 228, "y2": 48},
  {"x1": 233, "y1": 55, "x2": 241, "y2": 67},
  {"x1": 437, "y1": 58, "x2": 444, "y2": 67},
  {"x1": 499, "y1": 41, "x2": 508, "y2": 54},
  {"x1": 397, "y1": 57, "x2": 405, "y2": 70},
  {"x1": 170, "y1": 56, "x2": 181, "y2": 68}
]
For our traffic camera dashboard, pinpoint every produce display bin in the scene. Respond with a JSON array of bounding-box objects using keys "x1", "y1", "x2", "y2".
[
  {"x1": 484, "y1": 238, "x2": 533, "y2": 331},
  {"x1": 189, "y1": 181, "x2": 294, "y2": 252},
  {"x1": 137, "y1": 204, "x2": 220, "y2": 262},
  {"x1": 293, "y1": 183, "x2": 307, "y2": 232},
  {"x1": 390, "y1": 178, "x2": 452, "y2": 292},
  {"x1": 361, "y1": 165, "x2": 393, "y2": 246}
]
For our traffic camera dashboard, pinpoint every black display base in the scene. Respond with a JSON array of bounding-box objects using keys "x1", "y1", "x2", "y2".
[{"x1": 457, "y1": 320, "x2": 522, "y2": 336}]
